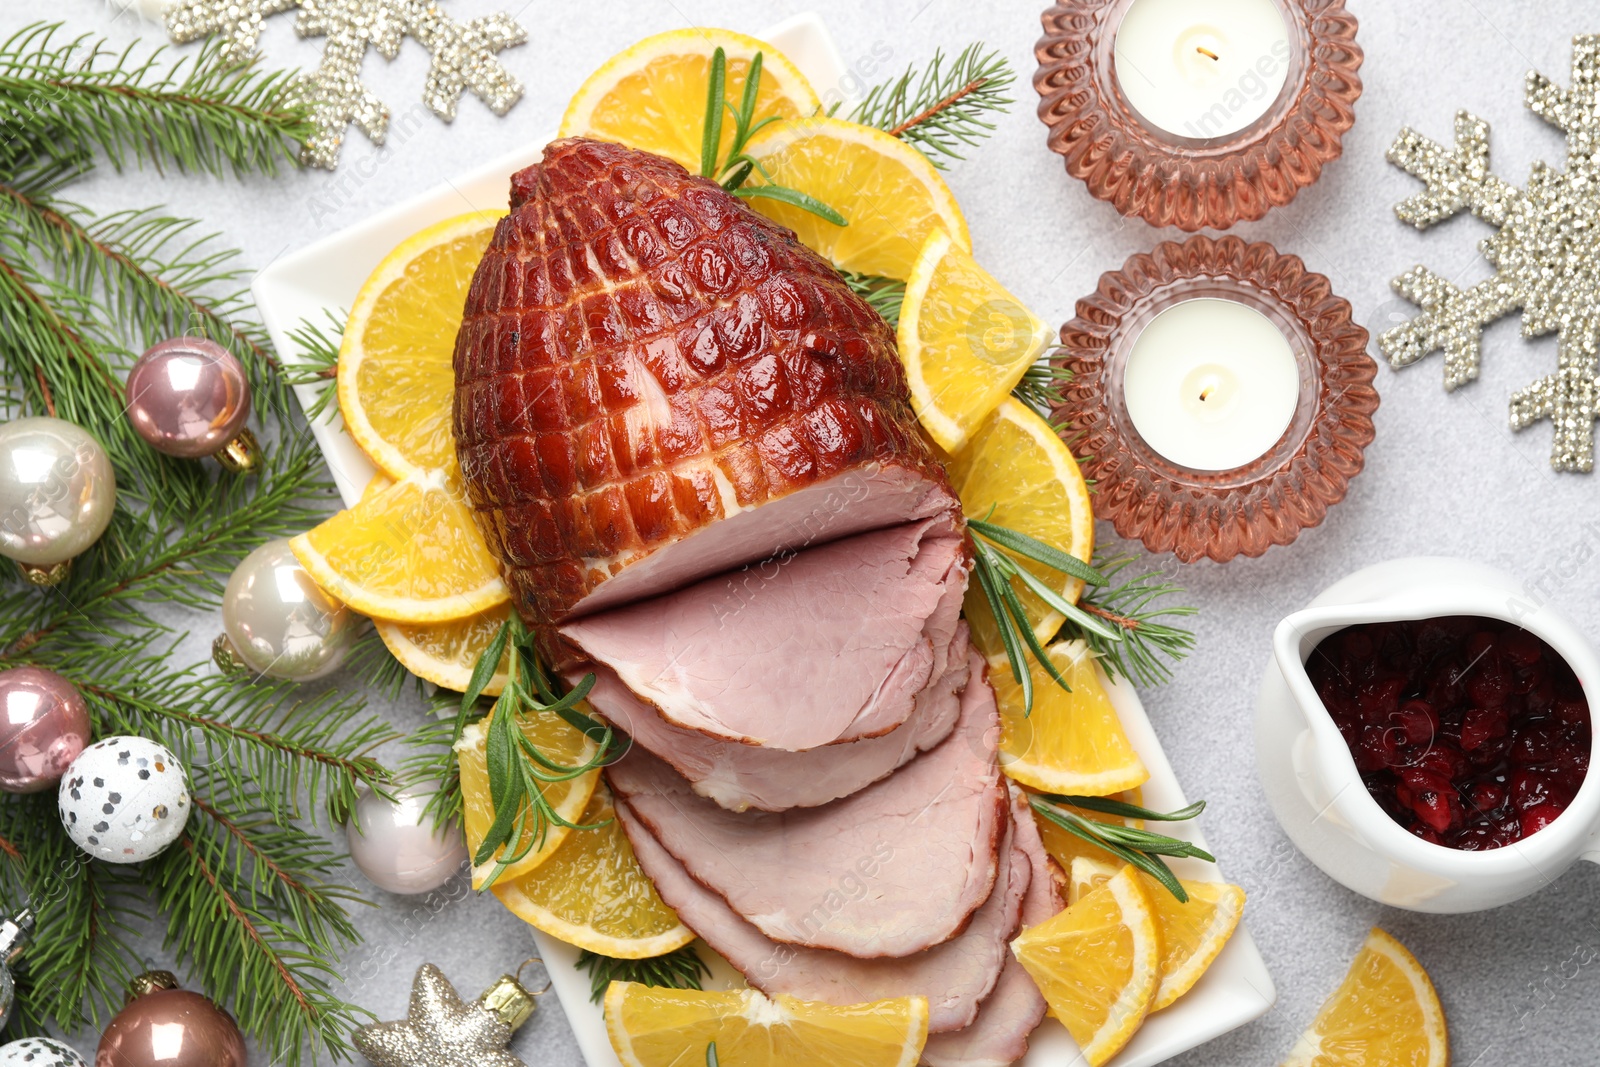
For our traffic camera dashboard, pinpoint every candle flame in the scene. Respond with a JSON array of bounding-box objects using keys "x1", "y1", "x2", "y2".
[{"x1": 1196, "y1": 46, "x2": 1220, "y2": 61}]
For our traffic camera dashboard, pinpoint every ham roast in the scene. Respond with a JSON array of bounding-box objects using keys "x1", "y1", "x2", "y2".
[
  {"x1": 618, "y1": 788, "x2": 1028, "y2": 1034},
  {"x1": 923, "y1": 785, "x2": 1060, "y2": 1067},
  {"x1": 605, "y1": 651, "x2": 1005, "y2": 958},
  {"x1": 562, "y1": 516, "x2": 968, "y2": 750},
  {"x1": 453, "y1": 138, "x2": 1053, "y2": 1062},
  {"x1": 452, "y1": 137, "x2": 959, "y2": 630},
  {"x1": 583, "y1": 624, "x2": 970, "y2": 812}
]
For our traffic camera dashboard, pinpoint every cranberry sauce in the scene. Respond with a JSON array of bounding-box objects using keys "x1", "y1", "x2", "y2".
[{"x1": 1307, "y1": 616, "x2": 1591, "y2": 850}]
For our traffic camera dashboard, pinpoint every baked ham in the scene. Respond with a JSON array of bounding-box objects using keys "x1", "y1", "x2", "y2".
[
  {"x1": 618, "y1": 787, "x2": 1026, "y2": 1034},
  {"x1": 585, "y1": 625, "x2": 969, "y2": 812},
  {"x1": 605, "y1": 652, "x2": 1003, "y2": 958},
  {"x1": 563, "y1": 516, "x2": 967, "y2": 750},
  {"x1": 923, "y1": 786, "x2": 1060, "y2": 1067},
  {"x1": 452, "y1": 137, "x2": 959, "y2": 630}
]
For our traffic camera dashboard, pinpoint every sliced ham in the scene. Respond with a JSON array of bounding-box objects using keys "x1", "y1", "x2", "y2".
[
  {"x1": 922, "y1": 786, "x2": 1062, "y2": 1067},
  {"x1": 588, "y1": 625, "x2": 970, "y2": 812},
  {"x1": 563, "y1": 516, "x2": 968, "y2": 750},
  {"x1": 605, "y1": 654, "x2": 1002, "y2": 957},
  {"x1": 452, "y1": 137, "x2": 959, "y2": 629},
  {"x1": 618, "y1": 790, "x2": 1027, "y2": 1033}
]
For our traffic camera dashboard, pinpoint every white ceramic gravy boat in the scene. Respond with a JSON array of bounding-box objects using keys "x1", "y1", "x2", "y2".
[{"x1": 1255, "y1": 557, "x2": 1600, "y2": 912}]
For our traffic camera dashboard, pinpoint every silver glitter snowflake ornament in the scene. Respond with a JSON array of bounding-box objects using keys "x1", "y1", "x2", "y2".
[
  {"x1": 165, "y1": 0, "x2": 527, "y2": 169},
  {"x1": 1381, "y1": 35, "x2": 1600, "y2": 472}
]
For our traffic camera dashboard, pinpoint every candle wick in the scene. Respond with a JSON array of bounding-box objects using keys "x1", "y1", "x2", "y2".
[
  {"x1": 1199, "y1": 386, "x2": 1213, "y2": 402},
  {"x1": 1196, "y1": 46, "x2": 1220, "y2": 61}
]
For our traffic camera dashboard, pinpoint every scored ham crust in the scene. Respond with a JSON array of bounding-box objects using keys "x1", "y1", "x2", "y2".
[{"x1": 452, "y1": 137, "x2": 958, "y2": 631}]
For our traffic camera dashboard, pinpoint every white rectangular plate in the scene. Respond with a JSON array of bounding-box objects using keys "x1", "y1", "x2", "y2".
[{"x1": 252, "y1": 13, "x2": 1274, "y2": 1065}]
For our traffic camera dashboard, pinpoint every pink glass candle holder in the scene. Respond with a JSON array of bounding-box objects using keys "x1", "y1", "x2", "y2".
[
  {"x1": 1034, "y1": 0, "x2": 1362, "y2": 231},
  {"x1": 1052, "y1": 234, "x2": 1376, "y2": 563}
]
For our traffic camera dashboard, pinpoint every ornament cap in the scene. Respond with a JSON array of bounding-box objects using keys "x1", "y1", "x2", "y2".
[
  {"x1": 214, "y1": 427, "x2": 261, "y2": 474},
  {"x1": 0, "y1": 908, "x2": 33, "y2": 964},
  {"x1": 477, "y1": 972, "x2": 538, "y2": 1033},
  {"x1": 127, "y1": 970, "x2": 180, "y2": 1001},
  {"x1": 18, "y1": 560, "x2": 70, "y2": 586},
  {"x1": 212, "y1": 633, "x2": 250, "y2": 676}
]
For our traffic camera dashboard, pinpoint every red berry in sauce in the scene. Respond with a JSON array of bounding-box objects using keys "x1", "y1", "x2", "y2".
[{"x1": 1309, "y1": 617, "x2": 1590, "y2": 849}]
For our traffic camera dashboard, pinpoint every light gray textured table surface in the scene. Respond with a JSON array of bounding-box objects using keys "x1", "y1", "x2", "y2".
[{"x1": 8, "y1": 1, "x2": 1600, "y2": 1064}]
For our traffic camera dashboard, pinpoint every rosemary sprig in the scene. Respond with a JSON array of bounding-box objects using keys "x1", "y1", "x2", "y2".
[
  {"x1": 701, "y1": 48, "x2": 844, "y2": 225},
  {"x1": 968, "y1": 518, "x2": 1197, "y2": 710},
  {"x1": 452, "y1": 616, "x2": 618, "y2": 889},
  {"x1": 847, "y1": 44, "x2": 1015, "y2": 168},
  {"x1": 575, "y1": 944, "x2": 708, "y2": 1003},
  {"x1": 1077, "y1": 555, "x2": 1198, "y2": 687},
  {"x1": 1029, "y1": 793, "x2": 1213, "y2": 902}
]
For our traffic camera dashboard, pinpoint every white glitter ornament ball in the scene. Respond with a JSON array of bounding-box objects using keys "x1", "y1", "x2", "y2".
[
  {"x1": 104, "y1": 0, "x2": 175, "y2": 23},
  {"x1": 58, "y1": 737, "x2": 191, "y2": 863},
  {"x1": 0, "y1": 1038, "x2": 89, "y2": 1067}
]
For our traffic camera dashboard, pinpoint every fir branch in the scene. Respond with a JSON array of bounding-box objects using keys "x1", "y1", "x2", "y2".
[
  {"x1": 847, "y1": 44, "x2": 1015, "y2": 168},
  {"x1": 0, "y1": 183, "x2": 287, "y2": 404},
  {"x1": 1012, "y1": 362, "x2": 1071, "y2": 422},
  {"x1": 0, "y1": 24, "x2": 311, "y2": 181},
  {"x1": 151, "y1": 788, "x2": 371, "y2": 1067},
  {"x1": 282, "y1": 311, "x2": 345, "y2": 422},
  {"x1": 1070, "y1": 556, "x2": 1197, "y2": 687},
  {"x1": 0, "y1": 31, "x2": 386, "y2": 1055},
  {"x1": 575, "y1": 945, "x2": 708, "y2": 1003},
  {"x1": 840, "y1": 270, "x2": 905, "y2": 329}
]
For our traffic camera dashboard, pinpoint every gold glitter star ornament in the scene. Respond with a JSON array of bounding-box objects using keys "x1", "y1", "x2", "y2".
[
  {"x1": 1381, "y1": 35, "x2": 1600, "y2": 472},
  {"x1": 353, "y1": 962, "x2": 544, "y2": 1067}
]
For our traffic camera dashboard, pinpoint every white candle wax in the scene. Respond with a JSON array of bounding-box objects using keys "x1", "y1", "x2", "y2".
[
  {"x1": 1122, "y1": 298, "x2": 1300, "y2": 471},
  {"x1": 1113, "y1": 0, "x2": 1292, "y2": 139}
]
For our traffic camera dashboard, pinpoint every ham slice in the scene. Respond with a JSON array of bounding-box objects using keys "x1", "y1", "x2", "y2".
[
  {"x1": 587, "y1": 625, "x2": 970, "y2": 812},
  {"x1": 923, "y1": 786, "x2": 1062, "y2": 1066},
  {"x1": 605, "y1": 653, "x2": 1003, "y2": 958},
  {"x1": 563, "y1": 517, "x2": 968, "y2": 750},
  {"x1": 618, "y1": 790, "x2": 1027, "y2": 1033},
  {"x1": 452, "y1": 137, "x2": 959, "y2": 629}
]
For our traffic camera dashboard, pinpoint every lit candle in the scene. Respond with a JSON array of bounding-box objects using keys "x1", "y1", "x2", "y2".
[
  {"x1": 1113, "y1": 0, "x2": 1292, "y2": 139},
  {"x1": 1121, "y1": 298, "x2": 1300, "y2": 471}
]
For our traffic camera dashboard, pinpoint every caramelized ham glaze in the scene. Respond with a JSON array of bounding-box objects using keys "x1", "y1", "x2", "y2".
[{"x1": 452, "y1": 137, "x2": 956, "y2": 629}]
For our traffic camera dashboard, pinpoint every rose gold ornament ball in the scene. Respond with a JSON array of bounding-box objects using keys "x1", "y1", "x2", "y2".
[{"x1": 96, "y1": 988, "x2": 246, "y2": 1067}]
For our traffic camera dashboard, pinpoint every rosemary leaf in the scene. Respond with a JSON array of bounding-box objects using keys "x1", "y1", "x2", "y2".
[
  {"x1": 734, "y1": 184, "x2": 846, "y2": 225},
  {"x1": 700, "y1": 47, "x2": 726, "y2": 179},
  {"x1": 1029, "y1": 794, "x2": 1213, "y2": 902}
]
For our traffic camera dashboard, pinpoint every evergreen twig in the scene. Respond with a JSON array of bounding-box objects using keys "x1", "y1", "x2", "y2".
[
  {"x1": 0, "y1": 27, "x2": 382, "y2": 1063},
  {"x1": 575, "y1": 945, "x2": 707, "y2": 1003},
  {"x1": 839, "y1": 270, "x2": 905, "y2": 329},
  {"x1": 847, "y1": 44, "x2": 1015, "y2": 168}
]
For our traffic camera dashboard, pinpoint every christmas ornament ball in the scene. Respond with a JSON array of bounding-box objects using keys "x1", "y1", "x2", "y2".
[
  {"x1": 0, "y1": 1038, "x2": 88, "y2": 1067},
  {"x1": 57, "y1": 736, "x2": 190, "y2": 864},
  {"x1": 98, "y1": 982, "x2": 244, "y2": 1067},
  {"x1": 125, "y1": 338, "x2": 253, "y2": 462},
  {"x1": 346, "y1": 781, "x2": 467, "y2": 894},
  {"x1": 0, "y1": 417, "x2": 116, "y2": 576},
  {"x1": 0, "y1": 667, "x2": 91, "y2": 794},
  {"x1": 218, "y1": 539, "x2": 355, "y2": 681}
]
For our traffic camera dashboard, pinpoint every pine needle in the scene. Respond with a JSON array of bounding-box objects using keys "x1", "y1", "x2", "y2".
[
  {"x1": 839, "y1": 270, "x2": 905, "y2": 328},
  {"x1": 847, "y1": 44, "x2": 1015, "y2": 168},
  {"x1": 575, "y1": 944, "x2": 708, "y2": 1003},
  {"x1": 0, "y1": 27, "x2": 384, "y2": 1064}
]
